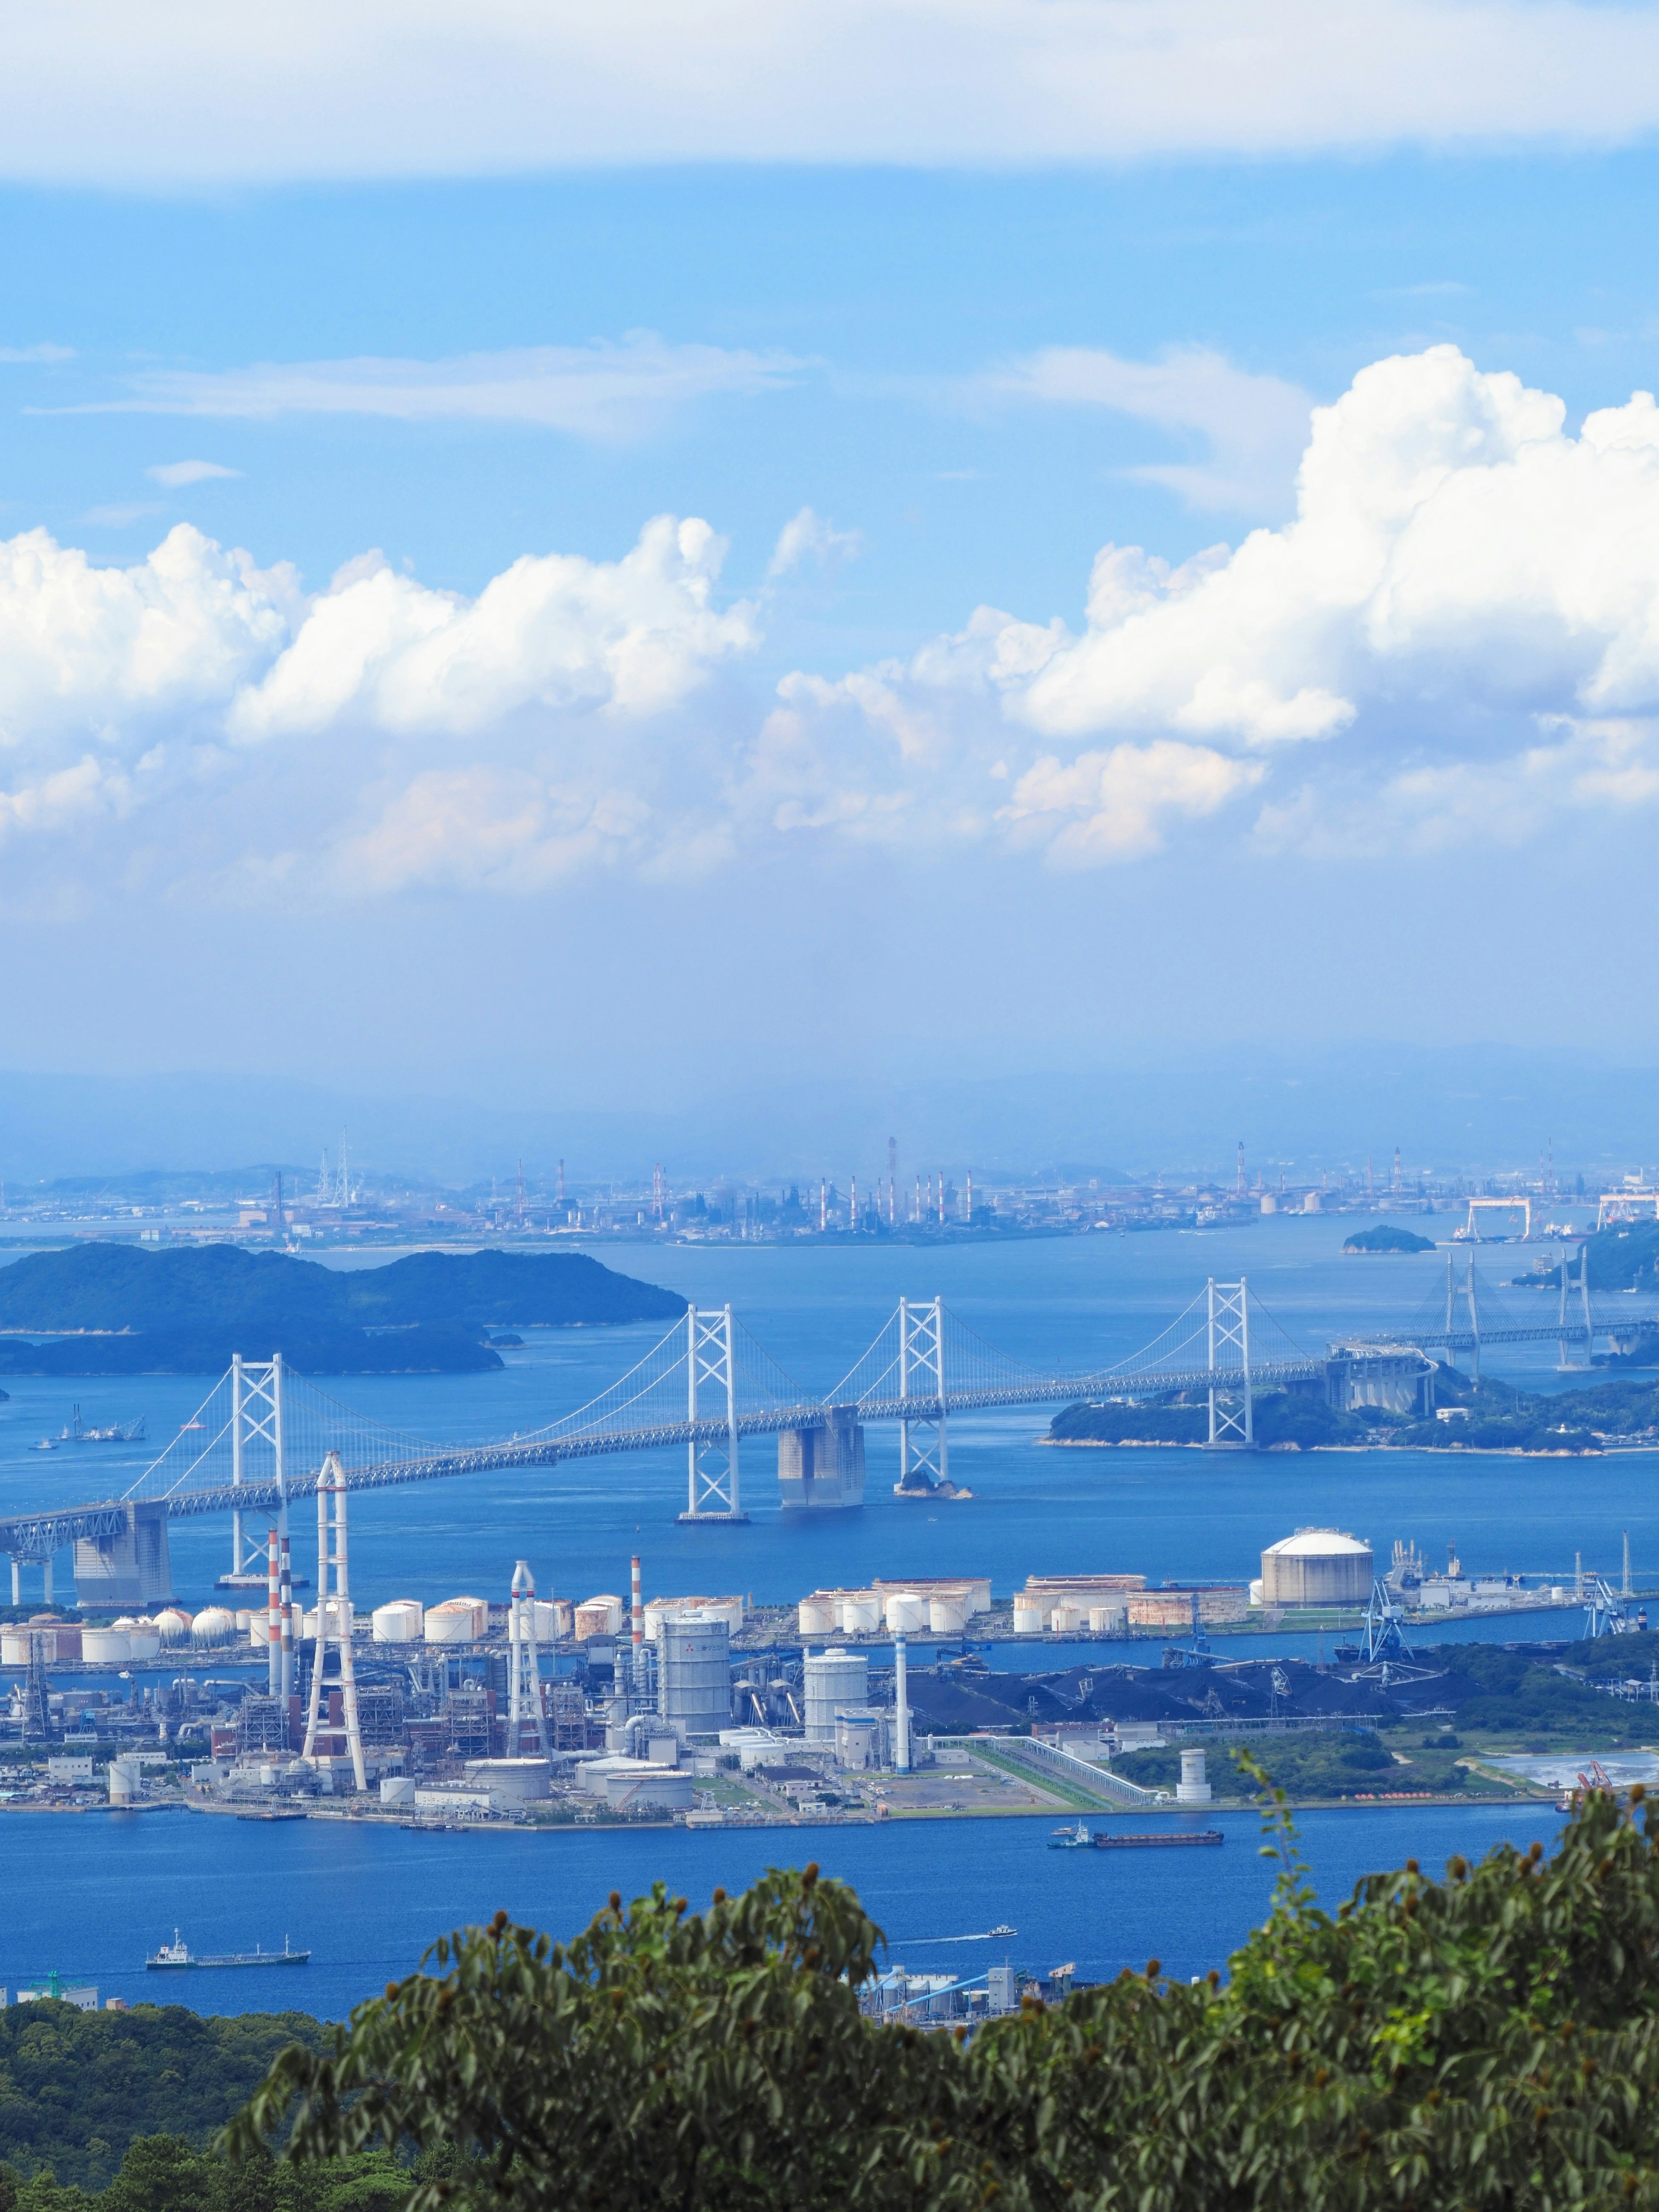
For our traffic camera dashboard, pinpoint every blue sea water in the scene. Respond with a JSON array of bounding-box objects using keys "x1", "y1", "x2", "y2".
[
  {"x1": 0, "y1": 1220, "x2": 1639, "y2": 2016},
  {"x1": 0, "y1": 1218, "x2": 1646, "y2": 1611},
  {"x1": 7, "y1": 1799, "x2": 1569, "y2": 2022}
]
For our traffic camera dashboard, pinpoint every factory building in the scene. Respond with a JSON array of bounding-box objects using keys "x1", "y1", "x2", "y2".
[{"x1": 1258, "y1": 1529, "x2": 1374, "y2": 1608}]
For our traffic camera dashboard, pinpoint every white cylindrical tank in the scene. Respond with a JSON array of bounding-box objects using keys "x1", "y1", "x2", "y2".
[
  {"x1": 1087, "y1": 1603, "x2": 1127, "y2": 1633},
  {"x1": 380, "y1": 1774, "x2": 416, "y2": 1806},
  {"x1": 928, "y1": 1594, "x2": 967, "y2": 1634},
  {"x1": 798, "y1": 1595, "x2": 838, "y2": 1635},
  {"x1": 1049, "y1": 1602, "x2": 1083, "y2": 1633},
  {"x1": 884, "y1": 1591, "x2": 926, "y2": 1633},
  {"x1": 574, "y1": 1595, "x2": 624, "y2": 1639},
  {"x1": 124, "y1": 1622, "x2": 162, "y2": 1661},
  {"x1": 531, "y1": 1599, "x2": 567, "y2": 1641},
  {"x1": 657, "y1": 1618, "x2": 732, "y2": 1735},
  {"x1": 372, "y1": 1599, "x2": 425, "y2": 1644},
  {"x1": 422, "y1": 1610, "x2": 480, "y2": 1646},
  {"x1": 107, "y1": 1757, "x2": 140, "y2": 1806},
  {"x1": 1259, "y1": 1529, "x2": 1373, "y2": 1609},
  {"x1": 81, "y1": 1628, "x2": 130, "y2": 1664},
  {"x1": 802, "y1": 1647, "x2": 869, "y2": 1743},
  {"x1": 154, "y1": 1608, "x2": 191, "y2": 1645},
  {"x1": 1177, "y1": 1748, "x2": 1214, "y2": 1806},
  {"x1": 838, "y1": 1592, "x2": 882, "y2": 1634},
  {"x1": 191, "y1": 1607, "x2": 236, "y2": 1647},
  {"x1": 248, "y1": 1615, "x2": 273, "y2": 1648},
  {"x1": 0, "y1": 1630, "x2": 29, "y2": 1665},
  {"x1": 1012, "y1": 1598, "x2": 1046, "y2": 1636},
  {"x1": 234, "y1": 1610, "x2": 251, "y2": 1633}
]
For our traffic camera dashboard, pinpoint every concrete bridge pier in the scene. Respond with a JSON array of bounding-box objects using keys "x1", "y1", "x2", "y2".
[
  {"x1": 778, "y1": 1407, "x2": 866, "y2": 1511},
  {"x1": 72, "y1": 1502, "x2": 173, "y2": 1608}
]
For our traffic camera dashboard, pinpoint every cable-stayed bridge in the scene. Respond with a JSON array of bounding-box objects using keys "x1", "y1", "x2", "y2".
[{"x1": 2, "y1": 1258, "x2": 1655, "y2": 1603}]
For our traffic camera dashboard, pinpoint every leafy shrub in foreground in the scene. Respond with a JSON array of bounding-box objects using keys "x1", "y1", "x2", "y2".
[{"x1": 225, "y1": 1776, "x2": 1659, "y2": 2210}]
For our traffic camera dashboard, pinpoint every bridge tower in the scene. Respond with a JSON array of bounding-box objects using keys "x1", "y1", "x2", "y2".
[
  {"x1": 299, "y1": 1449, "x2": 366, "y2": 1791},
  {"x1": 229, "y1": 1355, "x2": 286, "y2": 1584},
  {"x1": 1558, "y1": 1241, "x2": 1593, "y2": 1370},
  {"x1": 896, "y1": 1296, "x2": 949, "y2": 1493},
  {"x1": 1445, "y1": 1252, "x2": 1483, "y2": 1380},
  {"x1": 678, "y1": 1304, "x2": 748, "y2": 1522},
  {"x1": 1205, "y1": 1278, "x2": 1253, "y2": 1447}
]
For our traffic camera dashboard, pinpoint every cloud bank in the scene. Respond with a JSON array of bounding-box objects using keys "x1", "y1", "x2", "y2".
[
  {"x1": 8, "y1": 1, "x2": 1659, "y2": 182},
  {"x1": 8, "y1": 346, "x2": 1659, "y2": 900}
]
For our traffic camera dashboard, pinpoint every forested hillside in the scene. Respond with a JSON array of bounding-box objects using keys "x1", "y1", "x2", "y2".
[
  {"x1": 0, "y1": 2003, "x2": 324, "y2": 2190},
  {"x1": 0, "y1": 1247, "x2": 685, "y2": 1373}
]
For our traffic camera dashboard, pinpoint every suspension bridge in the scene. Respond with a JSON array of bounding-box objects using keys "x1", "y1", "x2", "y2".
[{"x1": 2, "y1": 1254, "x2": 1654, "y2": 1605}]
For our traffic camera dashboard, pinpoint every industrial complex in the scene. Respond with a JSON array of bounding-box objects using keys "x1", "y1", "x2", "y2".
[{"x1": 0, "y1": 1497, "x2": 1644, "y2": 1824}]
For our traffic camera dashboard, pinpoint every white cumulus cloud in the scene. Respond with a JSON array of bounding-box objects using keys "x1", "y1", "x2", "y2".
[
  {"x1": 229, "y1": 515, "x2": 755, "y2": 743},
  {"x1": 11, "y1": 348, "x2": 1659, "y2": 899}
]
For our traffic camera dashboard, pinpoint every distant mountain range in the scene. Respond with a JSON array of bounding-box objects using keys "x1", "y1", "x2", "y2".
[
  {"x1": 0, "y1": 1245, "x2": 685, "y2": 1374},
  {"x1": 0, "y1": 1044, "x2": 1652, "y2": 1184}
]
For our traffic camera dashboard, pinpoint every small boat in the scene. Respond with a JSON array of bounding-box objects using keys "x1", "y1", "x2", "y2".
[
  {"x1": 986, "y1": 1923, "x2": 1017, "y2": 1937},
  {"x1": 1093, "y1": 1830, "x2": 1224, "y2": 1850},
  {"x1": 1049, "y1": 1821, "x2": 1093, "y2": 1849},
  {"x1": 146, "y1": 1930, "x2": 309, "y2": 1969}
]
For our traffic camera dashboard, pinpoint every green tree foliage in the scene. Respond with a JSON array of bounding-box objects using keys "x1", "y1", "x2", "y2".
[
  {"x1": 226, "y1": 1786, "x2": 1659, "y2": 2209},
  {"x1": 1, "y1": 2138, "x2": 448, "y2": 2212},
  {"x1": 0, "y1": 2006, "x2": 325, "y2": 2192}
]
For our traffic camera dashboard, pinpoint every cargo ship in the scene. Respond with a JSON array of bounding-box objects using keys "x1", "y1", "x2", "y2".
[
  {"x1": 1093, "y1": 1830, "x2": 1224, "y2": 1849},
  {"x1": 146, "y1": 1932, "x2": 309, "y2": 1970}
]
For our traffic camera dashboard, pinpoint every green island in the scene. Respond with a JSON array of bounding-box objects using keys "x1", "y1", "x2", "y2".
[
  {"x1": 1052, "y1": 1362, "x2": 1659, "y2": 1453},
  {"x1": 1341, "y1": 1223, "x2": 1437, "y2": 1253},
  {"x1": 8, "y1": 1792, "x2": 1659, "y2": 2209},
  {"x1": 0, "y1": 1246, "x2": 685, "y2": 1375}
]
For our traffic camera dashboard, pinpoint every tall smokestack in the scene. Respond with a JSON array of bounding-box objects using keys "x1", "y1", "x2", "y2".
[
  {"x1": 266, "y1": 1525, "x2": 280, "y2": 1698},
  {"x1": 278, "y1": 1532, "x2": 294, "y2": 1702},
  {"x1": 894, "y1": 1632, "x2": 911, "y2": 1773},
  {"x1": 631, "y1": 1553, "x2": 644, "y2": 1669}
]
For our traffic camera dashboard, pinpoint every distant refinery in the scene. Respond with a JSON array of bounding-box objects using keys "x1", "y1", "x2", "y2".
[{"x1": 0, "y1": 1500, "x2": 1635, "y2": 1828}]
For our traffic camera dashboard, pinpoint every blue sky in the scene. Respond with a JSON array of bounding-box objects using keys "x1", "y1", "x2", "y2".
[{"x1": 6, "y1": 3, "x2": 1659, "y2": 1125}]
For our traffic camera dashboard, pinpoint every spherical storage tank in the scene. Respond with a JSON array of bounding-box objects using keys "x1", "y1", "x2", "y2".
[
  {"x1": 657, "y1": 1618, "x2": 731, "y2": 1735},
  {"x1": 1259, "y1": 1529, "x2": 1373, "y2": 1608},
  {"x1": 802, "y1": 1648, "x2": 869, "y2": 1744},
  {"x1": 154, "y1": 1608, "x2": 191, "y2": 1646},
  {"x1": 192, "y1": 1607, "x2": 236, "y2": 1647}
]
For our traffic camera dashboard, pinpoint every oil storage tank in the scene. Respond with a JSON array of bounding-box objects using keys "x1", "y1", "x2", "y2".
[
  {"x1": 803, "y1": 1648, "x2": 869, "y2": 1743},
  {"x1": 658, "y1": 1617, "x2": 731, "y2": 1737},
  {"x1": 1259, "y1": 1529, "x2": 1373, "y2": 1608}
]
